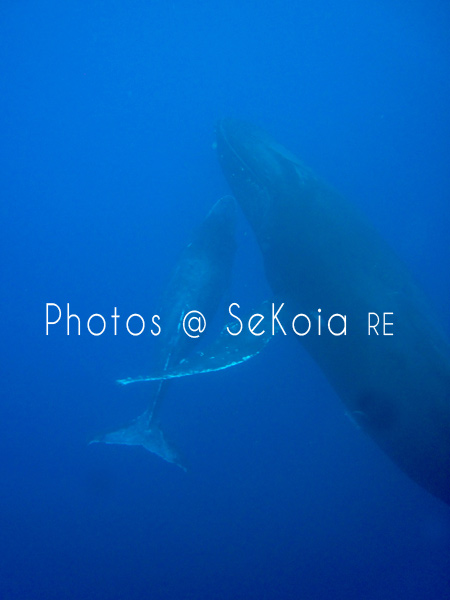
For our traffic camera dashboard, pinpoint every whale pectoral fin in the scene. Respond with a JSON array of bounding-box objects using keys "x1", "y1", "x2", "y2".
[
  {"x1": 90, "y1": 412, "x2": 187, "y2": 471},
  {"x1": 117, "y1": 301, "x2": 275, "y2": 386}
]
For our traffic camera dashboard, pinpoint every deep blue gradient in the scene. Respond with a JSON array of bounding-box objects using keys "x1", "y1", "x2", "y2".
[{"x1": 1, "y1": 1, "x2": 450, "y2": 598}]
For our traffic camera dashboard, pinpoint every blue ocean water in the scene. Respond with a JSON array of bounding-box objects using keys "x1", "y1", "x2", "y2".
[{"x1": 1, "y1": 1, "x2": 450, "y2": 598}]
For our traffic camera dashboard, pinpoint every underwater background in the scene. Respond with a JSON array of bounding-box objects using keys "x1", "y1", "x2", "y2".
[{"x1": 1, "y1": 1, "x2": 450, "y2": 598}]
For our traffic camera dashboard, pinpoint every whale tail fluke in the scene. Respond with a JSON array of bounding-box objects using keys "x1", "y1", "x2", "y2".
[{"x1": 90, "y1": 410, "x2": 187, "y2": 471}]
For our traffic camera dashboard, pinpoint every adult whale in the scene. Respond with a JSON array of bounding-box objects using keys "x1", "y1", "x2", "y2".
[{"x1": 216, "y1": 119, "x2": 450, "y2": 506}]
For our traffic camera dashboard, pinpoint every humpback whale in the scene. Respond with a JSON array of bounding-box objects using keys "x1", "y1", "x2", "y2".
[
  {"x1": 216, "y1": 119, "x2": 450, "y2": 505},
  {"x1": 92, "y1": 195, "x2": 237, "y2": 468}
]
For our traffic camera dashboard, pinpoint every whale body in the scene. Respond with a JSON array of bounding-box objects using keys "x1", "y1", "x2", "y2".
[
  {"x1": 216, "y1": 119, "x2": 450, "y2": 505},
  {"x1": 92, "y1": 195, "x2": 237, "y2": 468}
]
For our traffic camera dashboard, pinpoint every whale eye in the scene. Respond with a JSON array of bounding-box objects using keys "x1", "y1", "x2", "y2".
[{"x1": 355, "y1": 392, "x2": 397, "y2": 433}]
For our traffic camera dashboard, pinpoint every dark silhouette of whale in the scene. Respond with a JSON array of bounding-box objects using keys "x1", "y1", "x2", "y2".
[{"x1": 216, "y1": 119, "x2": 450, "y2": 506}]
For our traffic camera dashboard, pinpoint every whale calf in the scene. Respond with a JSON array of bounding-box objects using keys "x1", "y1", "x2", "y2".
[
  {"x1": 92, "y1": 195, "x2": 237, "y2": 468},
  {"x1": 216, "y1": 119, "x2": 450, "y2": 505}
]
